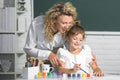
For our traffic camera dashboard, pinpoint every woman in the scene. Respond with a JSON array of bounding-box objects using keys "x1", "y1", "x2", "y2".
[{"x1": 24, "y1": 2, "x2": 77, "y2": 66}]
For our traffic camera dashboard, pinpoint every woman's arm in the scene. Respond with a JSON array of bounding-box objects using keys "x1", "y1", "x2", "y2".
[
  {"x1": 23, "y1": 22, "x2": 51, "y2": 60},
  {"x1": 24, "y1": 16, "x2": 63, "y2": 66},
  {"x1": 24, "y1": 16, "x2": 55, "y2": 60}
]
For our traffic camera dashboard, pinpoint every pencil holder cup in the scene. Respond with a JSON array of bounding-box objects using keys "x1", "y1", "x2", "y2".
[{"x1": 22, "y1": 66, "x2": 39, "y2": 79}]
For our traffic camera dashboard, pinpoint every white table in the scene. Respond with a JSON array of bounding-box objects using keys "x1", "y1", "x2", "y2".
[{"x1": 16, "y1": 74, "x2": 120, "y2": 80}]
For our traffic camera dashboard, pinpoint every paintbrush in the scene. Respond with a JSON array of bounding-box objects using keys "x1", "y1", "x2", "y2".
[{"x1": 72, "y1": 62, "x2": 88, "y2": 74}]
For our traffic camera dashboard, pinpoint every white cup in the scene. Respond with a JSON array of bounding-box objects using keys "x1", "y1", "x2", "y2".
[{"x1": 41, "y1": 64, "x2": 54, "y2": 73}]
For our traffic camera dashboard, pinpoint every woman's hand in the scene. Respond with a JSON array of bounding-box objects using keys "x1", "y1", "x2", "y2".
[
  {"x1": 48, "y1": 52, "x2": 62, "y2": 67},
  {"x1": 93, "y1": 67, "x2": 104, "y2": 77}
]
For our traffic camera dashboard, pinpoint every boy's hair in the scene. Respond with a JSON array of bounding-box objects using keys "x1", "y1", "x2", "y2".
[{"x1": 66, "y1": 20, "x2": 85, "y2": 39}]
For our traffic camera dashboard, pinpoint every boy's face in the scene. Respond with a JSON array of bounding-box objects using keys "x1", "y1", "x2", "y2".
[{"x1": 68, "y1": 33, "x2": 84, "y2": 50}]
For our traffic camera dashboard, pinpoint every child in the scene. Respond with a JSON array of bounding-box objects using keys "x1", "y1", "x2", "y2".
[{"x1": 57, "y1": 20, "x2": 104, "y2": 77}]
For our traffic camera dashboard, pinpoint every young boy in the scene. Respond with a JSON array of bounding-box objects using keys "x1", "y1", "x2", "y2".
[{"x1": 57, "y1": 21, "x2": 104, "y2": 77}]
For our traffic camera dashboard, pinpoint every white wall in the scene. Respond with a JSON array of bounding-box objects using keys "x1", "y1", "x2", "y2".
[{"x1": 85, "y1": 31, "x2": 120, "y2": 74}]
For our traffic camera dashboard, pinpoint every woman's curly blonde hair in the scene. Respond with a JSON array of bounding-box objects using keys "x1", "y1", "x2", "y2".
[{"x1": 43, "y1": 2, "x2": 77, "y2": 42}]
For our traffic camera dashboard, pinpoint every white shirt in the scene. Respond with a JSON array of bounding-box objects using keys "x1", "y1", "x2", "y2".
[
  {"x1": 24, "y1": 16, "x2": 65, "y2": 60},
  {"x1": 57, "y1": 44, "x2": 93, "y2": 74}
]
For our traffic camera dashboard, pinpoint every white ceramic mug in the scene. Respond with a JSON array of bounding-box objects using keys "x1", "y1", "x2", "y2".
[{"x1": 41, "y1": 64, "x2": 54, "y2": 73}]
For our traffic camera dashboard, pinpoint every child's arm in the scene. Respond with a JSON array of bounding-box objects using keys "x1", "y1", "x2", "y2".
[
  {"x1": 58, "y1": 61, "x2": 80, "y2": 74},
  {"x1": 89, "y1": 53, "x2": 104, "y2": 77}
]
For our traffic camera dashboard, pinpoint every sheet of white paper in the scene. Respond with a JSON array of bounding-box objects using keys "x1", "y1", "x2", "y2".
[{"x1": 94, "y1": 74, "x2": 120, "y2": 80}]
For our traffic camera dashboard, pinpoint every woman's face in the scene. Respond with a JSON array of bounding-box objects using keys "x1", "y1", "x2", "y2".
[
  {"x1": 68, "y1": 33, "x2": 84, "y2": 50},
  {"x1": 55, "y1": 15, "x2": 73, "y2": 33}
]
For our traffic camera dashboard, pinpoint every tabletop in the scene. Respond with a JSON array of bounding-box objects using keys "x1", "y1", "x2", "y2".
[{"x1": 16, "y1": 74, "x2": 120, "y2": 80}]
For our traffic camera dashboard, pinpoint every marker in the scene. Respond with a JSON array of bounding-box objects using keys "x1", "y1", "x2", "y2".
[{"x1": 72, "y1": 62, "x2": 88, "y2": 74}]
